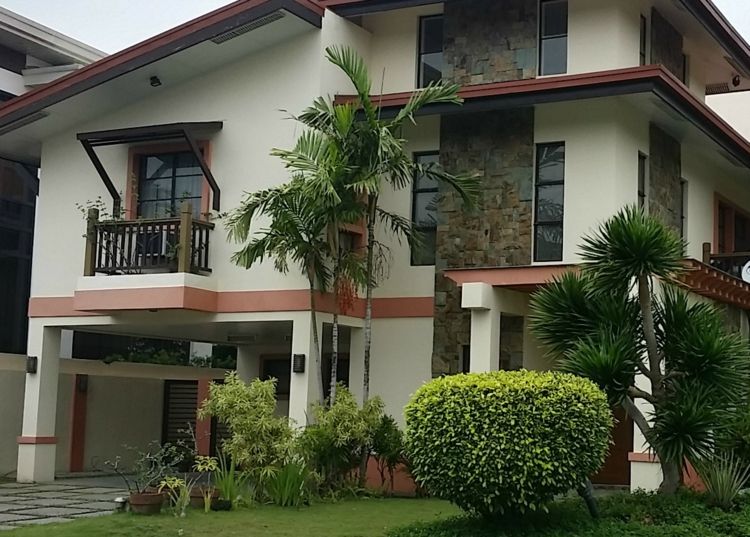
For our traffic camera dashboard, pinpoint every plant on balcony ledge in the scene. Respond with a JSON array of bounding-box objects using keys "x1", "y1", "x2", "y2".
[{"x1": 530, "y1": 206, "x2": 750, "y2": 494}]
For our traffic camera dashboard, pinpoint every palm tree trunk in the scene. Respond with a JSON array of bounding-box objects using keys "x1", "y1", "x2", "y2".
[
  {"x1": 638, "y1": 274, "x2": 662, "y2": 392},
  {"x1": 330, "y1": 293, "x2": 339, "y2": 406},
  {"x1": 362, "y1": 195, "x2": 377, "y2": 404},
  {"x1": 659, "y1": 461, "x2": 682, "y2": 494},
  {"x1": 308, "y1": 278, "x2": 325, "y2": 416}
]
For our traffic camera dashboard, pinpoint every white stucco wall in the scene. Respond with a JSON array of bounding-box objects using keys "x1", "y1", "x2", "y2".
[{"x1": 369, "y1": 318, "x2": 433, "y2": 423}]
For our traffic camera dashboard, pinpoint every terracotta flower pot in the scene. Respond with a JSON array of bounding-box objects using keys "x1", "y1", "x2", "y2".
[
  {"x1": 189, "y1": 486, "x2": 219, "y2": 509},
  {"x1": 129, "y1": 492, "x2": 164, "y2": 515}
]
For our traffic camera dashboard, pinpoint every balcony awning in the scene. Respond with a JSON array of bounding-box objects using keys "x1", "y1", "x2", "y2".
[
  {"x1": 77, "y1": 121, "x2": 223, "y2": 214},
  {"x1": 681, "y1": 259, "x2": 750, "y2": 310}
]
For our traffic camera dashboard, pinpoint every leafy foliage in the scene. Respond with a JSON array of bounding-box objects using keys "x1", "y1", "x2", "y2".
[
  {"x1": 198, "y1": 373, "x2": 294, "y2": 472},
  {"x1": 298, "y1": 386, "x2": 385, "y2": 491},
  {"x1": 405, "y1": 371, "x2": 612, "y2": 518},
  {"x1": 696, "y1": 453, "x2": 750, "y2": 510},
  {"x1": 213, "y1": 452, "x2": 251, "y2": 508},
  {"x1": 530, "y1": 206, "x2": 750, "y2": 492},
  {"x1": 372, "y1": 415, "x2": 405, "y2": 493},
  {"x1": 268, "y1": 461, "x2": 312, "y2": 507},
  {"x1": 104, "y1": 442, "x2": 184, "y2": 494},
  {"x1": 388, "y1": 491, "x2": 750, "y2": 537}
]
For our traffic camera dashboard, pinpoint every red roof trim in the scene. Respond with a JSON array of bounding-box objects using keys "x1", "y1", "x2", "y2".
[
  {"x1": 336, "y1": 65, "x2": 750, "y2": 168},
  {"x1": 0, "y1": 0, "x2": 323, "y2": 129}
]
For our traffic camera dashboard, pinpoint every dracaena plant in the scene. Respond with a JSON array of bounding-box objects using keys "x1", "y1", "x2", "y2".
[{"x1": 530, "y1": 206, "x2": 750, "y2": 494}]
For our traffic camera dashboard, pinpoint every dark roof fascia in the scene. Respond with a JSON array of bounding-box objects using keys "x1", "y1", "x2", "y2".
[
  {"x1": 679, "y1": 0, "x2": 750, "y2": 77},
  {"x1": 339, "y1": 66, "x2": 750, "y2": 171},
  {"x1": 0, "y1": 0, "x2": 322, "y2": 134},
  {"x1": 323, "y1": 0, "x2": 441, "y2": 16}
]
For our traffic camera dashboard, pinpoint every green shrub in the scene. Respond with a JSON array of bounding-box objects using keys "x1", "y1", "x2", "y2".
[
  {"x1": 198, "y1": 373, "x2": 294, "y2": 474},
  {"x1": 388, "y1": 491, "x2": 750, "y2": 537},
  {"x1": 268, "y1": 461, "x2": 312, "y2": 507},
  {"x1": 405, "y1": 371, "x2": 612, "y2": 517},
  {"x1": 298, "y1": 386, "x2": 384, "y2": 491},
  {"x1": 696, "y1": 453, "x2": 750, "y2": 510},
  {"x1": 372, "y1": 415, "x2": 404, "y2": 492}
]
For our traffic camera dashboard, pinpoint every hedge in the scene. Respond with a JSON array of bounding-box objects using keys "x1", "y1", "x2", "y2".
[{"x1": 405, "y1": 370, "x2": 612, "y2": 517}]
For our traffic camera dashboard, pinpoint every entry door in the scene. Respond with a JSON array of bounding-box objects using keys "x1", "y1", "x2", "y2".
[{"x1": 592, "y1": 408, "x2": 633, "y2": 486}]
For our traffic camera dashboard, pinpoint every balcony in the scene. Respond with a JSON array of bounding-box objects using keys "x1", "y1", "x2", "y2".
[
  {"x1": 702, "y1": 242, "x2": 750, "y2": 283},
  {"x1": 83, "y1": 202, "x2": 213, "y2": 276}
]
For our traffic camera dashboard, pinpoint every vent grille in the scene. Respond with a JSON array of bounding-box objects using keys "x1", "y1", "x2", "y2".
[
  {"x1": 0, "y1": 111, "x2": 49, "y2": 136},
  {"x1": 706, "y1": 82, "x2": 731, "y2": 95},
  {"x1": 211, "y1": 10, "x2": 285, "y2": 44}
]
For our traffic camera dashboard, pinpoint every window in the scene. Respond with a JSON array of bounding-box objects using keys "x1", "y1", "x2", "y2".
[
  {"x1": 680, "y1": 179, "x2": 687, "y2": 239},
  {"x1": 539, "y1": 0, "x2": 568, "y2": 76},
  {"x1": 534, "y1": 143, "x2": 565, "y2": 262},
  {"x1": 137, "y1": 151, "x2": 203, "y2": 219},
  {"x1": 639, "y1": 15, "x2": 648, "y2": 66},
  {"x1": 411, "y1": 152, "x2": 440, "y2": 266},
  {"x1": 681, "y1": 54, "x2": 689, "y2": 85},
  {"x1": 638, "y1": 153, "x2": 648, "y2": 209},
  {"x1": 418, "y1": 15, "x2": 443, "y2": 87}
]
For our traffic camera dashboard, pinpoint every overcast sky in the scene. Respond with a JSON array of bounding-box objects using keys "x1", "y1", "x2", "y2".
[{"x1": 0, "y1": 0, "x2": 748, "y2": 53}]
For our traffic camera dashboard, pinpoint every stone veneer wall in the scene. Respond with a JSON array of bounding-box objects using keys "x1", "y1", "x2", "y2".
[
  {"x1": 648, "y1": 124, "x2": 682, "y2": 233},
  {"x1": 651, "y1": 8, "x2": 684, "y2": 79},
  {"x1": 432, "y1": 110, "x2": 535, "y2": 375},
  {"x1": 443, "y1": 0, "x2": 538, "y2": 85}
]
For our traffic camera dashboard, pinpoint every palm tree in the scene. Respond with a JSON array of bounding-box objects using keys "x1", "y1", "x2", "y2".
[
  {"x1": 225, "y1": 180, "x2": 330, "y2": 413},
  {"x1": 530, "y1": 206, "x2": 750, "y2": 493},
  {"x1": 290, "y1": 45, "x2": 480, "y2": 405},
  {"x1": 273, "y1": 131, "x2": 366, "y2": 405}
]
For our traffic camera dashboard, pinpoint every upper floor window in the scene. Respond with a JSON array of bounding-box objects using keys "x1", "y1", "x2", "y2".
[
  {"x1": 639, "y1": 15, "x2": 648, "y2": 65},
  {"x1": 534, "y1": 143, "x2": 565, "y2": 262},
  {"x1": 680, "y1": 179, "x2": 687, "y2": 240},
  {"x1": 411, "y1": 152, "x2": 440, "y2": 266},
  {"x1": 539, "y1": 0, "x2": 568, "y2": 76},
  {"x1": 418, "y1": 15, "x2": 443, "y2": 87},
  {"x1": 138, "y1": 151, "x2": 203, "y2": 219}
]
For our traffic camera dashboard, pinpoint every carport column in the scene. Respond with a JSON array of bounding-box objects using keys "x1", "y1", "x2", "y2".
[
  {"x1": 17, "y1": 322, "x2": 62, "y2": 483},
  {"x1": 462, "y1": 283, "x2": 500, "y2": 372},
  {"x1": 236, "y1": 345, "x2": 261, "y2": 382},
  {"x1": 288, "y1": 313, "x2": 323, "y2": 427}
]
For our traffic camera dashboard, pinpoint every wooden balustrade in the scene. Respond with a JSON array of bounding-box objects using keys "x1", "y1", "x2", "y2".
[
  {"x1": 83, "y1": 202, "x2": 214, "y2": 276},
  {"x1": 703, "y1": 242, "x2": 750, "y2": 282}
]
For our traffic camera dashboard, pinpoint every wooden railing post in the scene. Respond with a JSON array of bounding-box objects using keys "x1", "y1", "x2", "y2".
[
  {"x1": 177, "y1": 202, "x2": 193, "y2": 273},
  {"x1": 83, "y1": 208, "x2": 99, "y2": 276},
  {"x1": 702, "y1": 242, "x2": 712, "y2": 265}
]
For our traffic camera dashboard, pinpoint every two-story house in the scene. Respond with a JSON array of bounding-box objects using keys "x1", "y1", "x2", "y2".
[{"x1": 1, "y1": 0, "x2": 750, "y2": 490}]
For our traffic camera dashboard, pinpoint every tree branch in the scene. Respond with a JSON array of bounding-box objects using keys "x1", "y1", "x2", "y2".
[
  {"x1": 627, "y1": 387, "x2": 657, "y2": 405},
  {"x1": 621, "y1": 396, "x2": 653, "y2": 444},
  {"x1": 638, "y1": 274, "x2": 663, "y2": 392}
]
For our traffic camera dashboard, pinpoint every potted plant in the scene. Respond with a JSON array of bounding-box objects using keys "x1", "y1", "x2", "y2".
[
  {"x1": 212, "y1": 452, "x2": 248, "y2": 511},
  {"x1": 190, "y1": 455, "x2": 219, "y2": 511},
  {"x1": 105, "y1": 442, "x2": 184, "y2": 515}
]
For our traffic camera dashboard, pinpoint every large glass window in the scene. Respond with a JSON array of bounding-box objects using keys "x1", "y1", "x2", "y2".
[
  {"x1": 539, "y1": 0, "x2": 568, "y2": 76},
  {"x1": 411, "y1": 152, "x2": 440, "y2": 266},
  {"x1": 138, "y1": 151, "x2": 203, "y2": 219},
  {"x1": 534, "y1": 143, "x2": 565, "y2": 262},
  {"x1": 418, "y1": 15, "x2": 443, "y2": 87}
]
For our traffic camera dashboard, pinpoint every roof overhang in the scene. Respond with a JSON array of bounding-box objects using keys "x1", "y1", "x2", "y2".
[
  {"x1": 682, "y1": 259, "x2": 750, "y2": 309},
  {"x1": 0, "y1": 0, "x2": 323, "y2": 165},
  {"x1": 337, "y1": 65, "x2": 750, "y2": 171},
  {"x1": 321, "y1": 0, "x2": 440, "y2": 16},
  {"x1": 77, "y1": 122, "x2": 224, "y2": 213}
]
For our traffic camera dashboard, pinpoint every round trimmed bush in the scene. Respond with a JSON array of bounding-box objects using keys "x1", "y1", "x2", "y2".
[{"x1": 405, "y1": 370, "x2": 612, "y2": 517}]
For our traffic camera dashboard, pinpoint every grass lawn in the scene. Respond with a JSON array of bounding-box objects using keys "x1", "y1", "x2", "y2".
[{"x1": 11, "y1": 498, "x2": 459, "y2": 537}]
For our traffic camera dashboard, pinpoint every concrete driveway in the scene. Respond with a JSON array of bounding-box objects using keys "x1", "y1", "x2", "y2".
[{"x1": 0, "y1": 478, "x2": 126, "y2": 531}]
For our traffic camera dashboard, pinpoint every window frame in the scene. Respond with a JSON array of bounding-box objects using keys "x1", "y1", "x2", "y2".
[
  {"x1": 639, "y1": 15, "x2": 648, "y2": 66},
  {"x1": 416, "y1": 14, "x2": 444, "y2": 88},
  {"x1": 538, "y1": 0, "x2": 569, "y2": 76},
  {"x1": 411, "y1": 151, "x2": 441, "y2": 266},
  {"x1": 137, "y1": 150, "x2": 204, "y2": 220},
  {"x1": 638, "y1": 152, "x2": 649, "y2": 210},
  {"x1": 533, "y1": 142, "x2": 566, "y2": 263},
  {"x1": 679, "y1": 178, "x2": 687, "y2": 240}
]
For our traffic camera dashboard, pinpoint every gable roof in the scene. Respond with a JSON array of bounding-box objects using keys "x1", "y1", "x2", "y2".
[{"x1": 0, "y1": 0, "x2": 323, "y2": 134}]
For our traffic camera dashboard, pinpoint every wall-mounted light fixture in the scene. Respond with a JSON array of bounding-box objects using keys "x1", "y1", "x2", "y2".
[
  {"x1": 292, "y1": 354, "x2": 306, "y2": 373},
  {"x1": 26, "y1": 356, "x2": 38, "y2": 374},
  {"x1": 150, "y1": 76, "x2": 162, "y2": 87}
]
